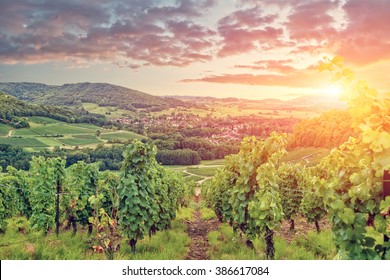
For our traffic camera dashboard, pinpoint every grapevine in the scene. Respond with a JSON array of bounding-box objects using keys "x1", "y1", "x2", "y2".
[
  {"x1": 117, "y1": 140, "x2": 158, "y2": 253},
  {"x1": 316, "y1": 57, "x2": 390, "y2": 259}
]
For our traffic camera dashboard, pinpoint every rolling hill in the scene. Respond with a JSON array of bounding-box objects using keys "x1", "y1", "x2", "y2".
[{"x1": 0, "y1": 82, "x2": 186, "y2": 111}]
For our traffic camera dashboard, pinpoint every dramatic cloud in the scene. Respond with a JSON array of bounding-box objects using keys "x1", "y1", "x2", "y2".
[
  {"x1": 0, "y1": 0, "x2": 218, "y2": 66},
  {"x1": 1, "y1": 0, "x2": 389, "y2": 89},
  {"x1": 217, "y1": 6, "x2": 283, "y2": 57},
  {"x1": 286, "y1": 0, "x2": 339, "y2": 42},
  {"x1": 284, "y1": 0, "x2": 390, "y2": 65},
  {"x1": 335, "y1": 0, "x2": 390, "y2": 65}
]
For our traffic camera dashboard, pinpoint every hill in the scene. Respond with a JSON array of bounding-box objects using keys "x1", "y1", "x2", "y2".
[
  {"x1": 0, "y1": 82, "x2": 186, "y2": 111},
  {"x1": 0, "y1": 91, "x2": 107, "y2": 127}
]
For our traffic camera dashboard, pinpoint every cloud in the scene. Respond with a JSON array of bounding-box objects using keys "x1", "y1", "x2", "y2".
[
  {"x1": 283, "y1": 0, "x2": 390, "y2": 65},
  {"x1": 1, "y1": 0, "x2": 390, "y2": 70},
  {"x1": 0, "y1": 0, "x2": 218, "y2": 66},
  {"x1": 180, "y1": 67, "x2": 329, "y2": 88},
  {"x1": 286, "y1": 0, "x2": 339, "y2": 42},
  {"x1": 216, "y1": 6, "x2": 283, "y2": 57},
  {"x1": 334, "y1": 0, "x2": 390, "y2": 65},
  {"x1": 234, "y1": 59, "x2": 296, "y2": 73}
]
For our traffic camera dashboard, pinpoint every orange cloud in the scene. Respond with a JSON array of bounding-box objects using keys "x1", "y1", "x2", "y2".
[
  {"x1": 235, "y1": 59, "x2": 296, "y2": 73},
  {"x1": 180, "y1": 67, "x2": 330, "y2": 88}
]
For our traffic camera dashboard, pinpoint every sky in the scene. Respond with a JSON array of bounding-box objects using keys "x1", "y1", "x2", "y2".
[{"x1": 0, "y1": 0, "x2": 389, "y2": 100}]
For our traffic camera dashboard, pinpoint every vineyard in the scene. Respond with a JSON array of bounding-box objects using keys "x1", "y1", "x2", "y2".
[
  {"x1": 0, "y1": 140, "x2": 193, "y2": 260},
  {"x1": 0, "y1": 58, "x2": 389, "y2": 260},
  {"x1": 203, "y1": 57, "x2": 390, "y2": 260}
]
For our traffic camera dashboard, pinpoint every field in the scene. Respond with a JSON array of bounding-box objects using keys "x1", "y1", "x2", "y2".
[
  {"x1": 100, "y1": 131, "x2": 145, "y2": 141},
  {"x1": 82, "y1": 103, "x2": 134, "y2": 119},
  {"x1": 0, "y1": 123, "x2": 11, "y2": 136},
  {"x1": 0, "y1": 137, "x2": 48, "y2": 147},
  {"x1": 166, "y1": 159, "x2": 224, "y2": 182},
  {"x1": 0, "y1": 117, "x2": 145, "y2": 151}
]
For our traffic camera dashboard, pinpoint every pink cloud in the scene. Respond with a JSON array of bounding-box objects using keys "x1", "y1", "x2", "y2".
[
  {"x1": 286, "y1": 0, "x2": 339, "y2": 42},
  {"x1": 234, "y1": 60, "x2": 296, "y2": 74},
  {"x1": 334, "y1": 0, "x2": 390, "y2": 65},
  {"x1": 180, "y1": 67, "x2": 329, "y2": 88},
  {"x1": 1, "y1": 0, "x2": 390, "y2": 70},
  {"x1": 216, "y1": 6, "x2": 283, "y2": 57},
  {"x1": 0, "y1": 0, "x2": 218, "y2": 67}
]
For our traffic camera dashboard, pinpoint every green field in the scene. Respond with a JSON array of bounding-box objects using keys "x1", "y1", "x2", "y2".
[
  {"x1": 100, "y1": 131, "x2": 145, "y2": 141},
  {"x1": 18, "y1": 124, "x2": 97, "y2": 136},
  {"x1": 0, "y1": 117, "x2": 144, "y2": 150},
  {"x1": 165, "y1": 159, "x2": 224, "y2": 183},
  {"x1": 82, "y1": 103, "x2": 133, "y2": 119},
  {"x1": 58, "y1": 137, "x2": 103, "y2": 146},
  {"x1": 27, "y1": 116, "x2": 61, "y2": 124},
  {"x1": 186, "y1": 166, "x2": 220, "y2": 177},
  {"x1": 0, "y1": 137, "x2": 48, "y2": 147},
  {"x1": 0, "y1": 123, "x2": 11, "y2": 136}
]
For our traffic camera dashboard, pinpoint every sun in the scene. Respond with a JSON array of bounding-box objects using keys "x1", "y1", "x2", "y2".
[{"x1": 321, "y1": 85, "x2": 342, "y2": 97}]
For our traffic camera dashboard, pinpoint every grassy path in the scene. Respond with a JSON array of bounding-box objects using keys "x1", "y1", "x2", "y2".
[{"x1": 185, "y1": 189, "x2": 220, "y2": 260}]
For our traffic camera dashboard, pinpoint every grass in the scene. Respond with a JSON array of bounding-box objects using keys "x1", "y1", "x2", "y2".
[
  {"x1": 186, "y1": 166, "x2": 219, "y2": 177},
  {"x1": 186, "y1": 175, "x2": 204, "y2": 182},
  {"x1": 58, "y1": 137, "x2": 103, "y2": 146},
  {"x1": 176, "y1": 207, "x2": 195, "y2": 222},
  {"x1": 0, "y1": 208, "x2": 194, "y2": 260},
  {"x1": 34, "y1": 137, "x2": 63, "y2": 147},
  {"x1": 100, "y1": 131, "x2": 145, "y2": 141},
  {"x1": 29, "y1": 124, "x2": 97, "y2": 135},
  {"x1": 203, "y1": 159, "x2": 225, "y2": 166},
  {"x1": 0, "y1": 217, "x2": 98, "y2": 260},
  {"x1": 27, "y1": 116, "x2": 61, "y2": 124},
  {"x1": 200, "y1": 207, "x2": 217, "y2": 220},
  {"x1": 0, "y1": 204, "x2": 336, "y2": 260},
  {"x1": 289, "y1": 231, "x2": 336, "y2": 259},
  {"x1": 117, "y1": 219, "x2": 189, "y2": 260},
  {"x1": 206, "y1": 222, "x2": 336, "y2": 260},
  {"x1": 0, "y1": 123, "x2": 11, "y2": 136},
  {"x1": 207, "y1": 224, "x2": 260, "y2": 260},
  {"x1": 10, "y1": 128, "x2": 39, "y2": 136},
  {"x1": 0, "y1": 137, "x2": 48, "y2": 147},
  {"x1": 82, "y1": 103, "x2": 132, "y2": 119},
  {"x1": 165, "y1": 160, "x2": 224, "y2": 183}
]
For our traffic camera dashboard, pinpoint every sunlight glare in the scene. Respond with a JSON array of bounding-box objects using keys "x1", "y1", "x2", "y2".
[{"x1": 322, "y1": 85, "x2": 342, "y2": 97}]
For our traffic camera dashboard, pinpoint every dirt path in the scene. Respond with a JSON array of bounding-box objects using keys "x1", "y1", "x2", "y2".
[{"x1": 185, "y1": 192, "x2": 220, "y2": 260}]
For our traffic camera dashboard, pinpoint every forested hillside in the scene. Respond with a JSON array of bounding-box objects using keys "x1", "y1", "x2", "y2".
[
  {"x1": 0, "y1": 92, "x2": 107, "y2": 127},
  {"x1": 288, "y1": 109, "x2": 358, "y2": 148},
  {"x1": 0, "y1": 82, "x2": 186, "y2": 111}
]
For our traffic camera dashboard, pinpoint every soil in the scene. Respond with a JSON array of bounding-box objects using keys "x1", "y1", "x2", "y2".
[
  {"x1": 185, "y1": 193, "x2": 220, "y2": 260},
  {"x1": 275, "y1": 215, "x2": 331, "y2": 243}
]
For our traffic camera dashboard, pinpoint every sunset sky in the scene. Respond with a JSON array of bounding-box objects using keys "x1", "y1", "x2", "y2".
[{"x1": 0, "y1": 0, "x2": 389, "y2": 100}]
